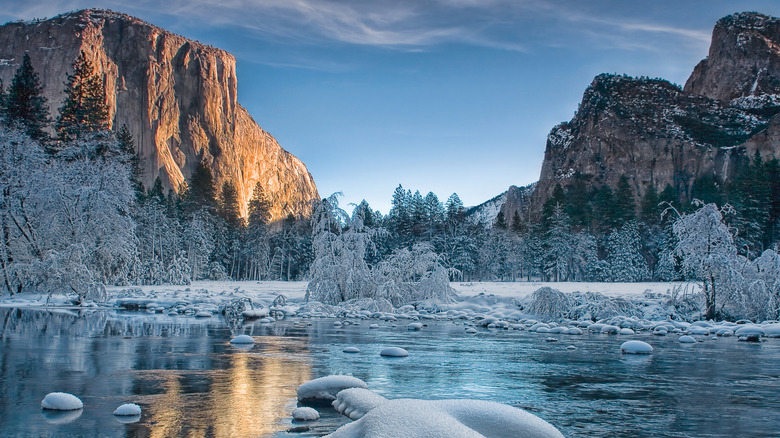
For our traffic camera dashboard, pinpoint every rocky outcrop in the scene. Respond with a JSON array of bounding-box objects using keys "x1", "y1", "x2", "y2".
[
  {"x1": 468, "y1": 184, "x2": 534, "y2": 228},
  {"x1": 0, "y1": 10, "x2": 318, "y2": 221},
  {"x1": 685, "y1": 12, "x2": 780, "y2": 101},
  {"x1": 529, "y1": 12, "x2": 780, "y2": 220}
]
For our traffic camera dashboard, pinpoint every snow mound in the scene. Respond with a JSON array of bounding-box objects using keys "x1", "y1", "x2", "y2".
[
  {"x1": 332, "y1": 388, "x2": 388, "y2": 420},
  {"x1": 766, "y1": 325, "x2": 780, "y2": 337},
  {"x1": 41, "y1": 392, "x2": 83, "y2": 410},
  {"x1": 325, "y1": 398, "x2": 563, "y2": 438},
  {"x1": 678, "y1": 335, "x2": 697, "y2": 344},
  {"x1": 465, "y1": 327, "x2": 478, "y2": 334},
  {"x1": 620, "y1": 340, "x2": 653, "y2": 354},
  {"x1": 229, "y1": 334, "x2": 255, "y2": 344},
  {"x1": 194, "y1": 311, "x2": 212, "y2": 318},
  {"x1": 298, "y1": 376, "x2": 369, "y2": 404},
  {"x1": 292, "y1": 407, "x2": 320, "y2": 421},
  {"x1": 619, "y1": 328, "x2": 635, "y2": 335},
  {"x1": 380, "y1": 347, "x2": 408, "y2": 357},
  {"x1": 241, "y1": 308, "x2": 269, "y2": 319},
  {"x1": 343, "y1": 347, "x2": 361, "y2": 353},
  {"x1": 407, "y1": 322, "x2": 423, "y2": 330},
  {"x1": 113, "y1": 403, "x2": 142, "y2": 416},
  {"x1": 735, "y1": 325, "x2": 765, "y2": 337}
]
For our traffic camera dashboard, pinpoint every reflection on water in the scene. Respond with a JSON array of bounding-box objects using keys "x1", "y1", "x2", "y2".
[
  {"x1": 0, "y1": 307, "x2": 311, "y2": 437},
  {"x1": 2, "y1": 308, "x2": 780, "y2": 437}
]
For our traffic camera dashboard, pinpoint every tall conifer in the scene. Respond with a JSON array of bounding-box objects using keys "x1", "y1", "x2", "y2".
[
  {"x1": 4, "y1": 53, "x2": 49, "y2": 140},
  {"x1": 56, "y1": 51, "x2": 109, "y2": 140}
]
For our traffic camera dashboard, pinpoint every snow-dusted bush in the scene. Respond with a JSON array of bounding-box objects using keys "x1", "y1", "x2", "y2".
[{"x1": 527, "y1": 287, "x2": 570, "y2": 319}]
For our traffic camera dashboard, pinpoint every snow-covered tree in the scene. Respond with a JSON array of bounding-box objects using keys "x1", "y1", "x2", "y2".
[
  {"x1": 605, "y1": 221, "x2": 649, "y2": 281},
  {"x1": 673, "y1": 202, "x2": 739, "y2": 320}
]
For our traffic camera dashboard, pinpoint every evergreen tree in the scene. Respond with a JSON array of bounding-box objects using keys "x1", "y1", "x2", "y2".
[
  {"x1": 494, "y1": 211, "x2": 508, "y2": 230},
  {"x1": 593, "y1": 185, "x2": 616, "y2": 232},
  {"x1": 510, "y1": 211, "x2": 525, "y2": 234},
  {"x1": 640, "y1": 185, "x2": 661, "y2": 225},
  {"x1": 184, "y1": 161, "x2": 217, "y2": 215},
  {"x1": 542, "y1": 184, "x2": 566, "y2": 228},
  {"x1": 4, "y1": 53, "x2": 49, "y2": 140},
  {"x1": 117, "y1": 125, "x2": 143, "y2": 197},
  {"x1": 56, "y1": 51, "x2": 109, "y2": 141},
  {"x1": 614, "y1": 175, "x2": 636, "y2": 223},
  {"x1": 218, "y1": 180, "x2": 243, "y2": 229},
  {"x1": 388, "y1": 184, "x2": 411, "y2": 236},
  {"x1": 445, "y1": 193, "x2": 465, "y2": 222}
]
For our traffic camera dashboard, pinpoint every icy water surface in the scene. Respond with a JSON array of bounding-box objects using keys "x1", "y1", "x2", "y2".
[{"x1": 1, "y1": 308, "x2": 779, "y2": 437}]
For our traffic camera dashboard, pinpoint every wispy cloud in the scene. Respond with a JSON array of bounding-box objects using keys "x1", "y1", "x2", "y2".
[{"x1": 1, "y1": 0, "x2": 713, "y2": 54}]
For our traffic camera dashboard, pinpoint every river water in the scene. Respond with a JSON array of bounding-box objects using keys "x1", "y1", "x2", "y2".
[{"x1": 0, "y1": 307, "x2": 778, "y2": 437}]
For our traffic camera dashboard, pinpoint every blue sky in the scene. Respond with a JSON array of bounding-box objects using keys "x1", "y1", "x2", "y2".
[{"x1": 3, "y1": 1, "x2": 780, "y2": 213}]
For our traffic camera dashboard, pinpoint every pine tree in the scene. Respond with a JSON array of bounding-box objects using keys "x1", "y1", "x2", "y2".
[
  {"x1": 510, "y1": 211, "x2": 525, "y2": 234},
  {"x1": 184, "y1": 161, "x2": 217, "y2": 215},
  {"x1": 640, "y1": 185, "x2": 661, "y2": 225},
  {"x1": 494, "y1": 211, "x2": 508, "y2": 230},
  {"x1": 218, "y1": 180, "x2": 243, "y2": 229},
  {"x1": 56, "y1": 51, "x2": 110, "y2": 141},
  {"x1": 445, "y1": 193, "x2": 465, "y2": 222},
  {"x1": 614, "y1": 175, "x2": 636, "y2": 223},
  {"x1": 117, "y1": 125, "x2": 143, "y2": 197},
  {"x1": 4, "y1": 53, "x2": 49, "y2": 140}
]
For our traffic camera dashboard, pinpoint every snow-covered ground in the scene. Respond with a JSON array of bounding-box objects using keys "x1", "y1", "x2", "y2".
[{"x1": 0, "y1": 280, "x2": 692, "y2": 308}]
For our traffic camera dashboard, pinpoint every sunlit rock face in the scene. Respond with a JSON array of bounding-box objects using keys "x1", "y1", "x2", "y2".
[
  {"x1": 0, "y1": 9, "x2": 318, "y2": 221},
  {"x1": 529, "y1": 12, "x2": 780, "y2": 220}
]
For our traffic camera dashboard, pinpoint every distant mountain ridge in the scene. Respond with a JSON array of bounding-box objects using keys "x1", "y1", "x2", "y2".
[
  {"x1": 477, "y1": 11, "x2": 780, "y2": 223},
  {"x1": 0, "y1": 9, "x2": 319, "y2": 221}
]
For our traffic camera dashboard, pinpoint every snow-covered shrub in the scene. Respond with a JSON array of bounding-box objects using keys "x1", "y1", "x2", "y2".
[
  {"x1": 568, "y1": 292, "x2": 639, "y2": 320},
  {"x1": 527, "y1": 287, "x2": 570, "y2": 319}
]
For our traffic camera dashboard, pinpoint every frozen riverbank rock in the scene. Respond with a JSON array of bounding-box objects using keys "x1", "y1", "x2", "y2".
[
  {"x1": 620, "y1": 340, "x2": 654, "y2": 354},
  {"x1": 41, "y1": 392, "x2": 83, "y2": 410},
  {"x1": 113, "y1": 403, "x2": 142, "y2": 416},
  {"x1": 298, "y1": 376, "x2": 368, "y2": 404},
  {"x1": 380, "y1": 347, "x2": 409, "y2": 357},
  {"x1": 332, "y1": 388, "x2": 388, "y2": 420},
  {"x1": 229, "y1": 334, "x2": 255, "y2": 344},
  {"x1": 292, "y1": 407, "x2": 320, "y2": 421},
  {"x1": 325, "y1": 398, "x2": 563, "y2": 438}
]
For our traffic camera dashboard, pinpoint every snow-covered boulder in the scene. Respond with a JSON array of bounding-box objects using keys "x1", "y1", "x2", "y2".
[
  {"x1": 465, "y1": 327, "x2": 478, "y2": 334},
  {"x1": 41, "y1": 392, "x2": 83, "y2": 410},
  {"x1": 687, "y1": 326, "x2": 710, "y2": 336},
  {"x1": 678, "y1": 335, "x2": 697, "y2": 344},
  {"x1": 194, "y1": 311, "x2": 212, "y2": 318},
  {"x1": 407, "y1": 322, "x2": 423, "y2": 331},
  {"x1": 620, "y1": 340, "x2": 653, "y2": 354},
  {"x1": 735, "y1": 325, "x2": 766, "y2": 337},
  {"x1": 298, "y1": 376, "x2": 369, "y2": 404},
  {"x1": 229, "y1": 335, "x2": 255, "y2": 344},
  {"x1": 619, "y1": 328, "x2": 635, "y2": 335},
  {"x1": 332, "y1": 388, "x2": 388, "y2": 420},
  {"x1": 325, "y1": 398, "x2": 563, "y2": 438},
  {"x1": 113, "y1": 403, "x2": 142, "y2": 416},
  {"x1": 765, "y1": 325, "x2": 780, "y2": 338},
  {"x1": 380, "y1": 347, "x2": 409, "y2": 357},
  {"x1": 292, "y1": 407, "x2": 320, "y2": 421},
  {"x1": 343, "y1": 347, "x2": 361, "y2": 353}
]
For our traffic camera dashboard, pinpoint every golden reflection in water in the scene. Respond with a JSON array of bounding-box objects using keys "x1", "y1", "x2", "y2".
[{"x1": 143, "y1": 336, "x2": 312, "y2": 438}]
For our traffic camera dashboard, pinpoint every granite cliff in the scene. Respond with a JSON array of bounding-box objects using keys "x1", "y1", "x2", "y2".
[
  {"x1": 528, "y1": 12, "x2": 780, "y2": 220},
  {"x1": 0, "y1": 9, "x2": 319, "y2": 221}
]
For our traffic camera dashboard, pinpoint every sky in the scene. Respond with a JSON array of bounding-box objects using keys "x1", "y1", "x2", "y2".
[{"x1": 3, "y1": 1, "x2": 780, "y2": 214}]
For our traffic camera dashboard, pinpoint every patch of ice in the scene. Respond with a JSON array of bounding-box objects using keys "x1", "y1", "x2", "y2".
[
  {"x1": 113, "y1": 403, "x2": 142, "y2": 416},
  {"x1": 380, "y1": 347, "x2": 408, "y2": 357},
  {"x1": 620, "y1": 340, "x2": 653, "y2": 354},
  {"x1": 298, "y1": 376, "x2": 368, "y2": 404},
  {"x1": 292, "y1": 406, "x2": 320, "y2": 421},
  {"x1": 41, "y1": 392, "x2": 83, "y2": 410}
]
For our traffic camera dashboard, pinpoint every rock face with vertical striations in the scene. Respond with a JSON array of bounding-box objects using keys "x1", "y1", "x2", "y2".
[
  {"x1": 0, "y1": 9, "x2": 318, "y2": 221},
  {"x1": 526, "y1": 12, "x2": 780, "y2": 220}
]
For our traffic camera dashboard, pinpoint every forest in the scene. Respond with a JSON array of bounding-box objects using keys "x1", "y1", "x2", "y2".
[{"x1": 0, "y1": 51, "x2": 779, "y2": 321}]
